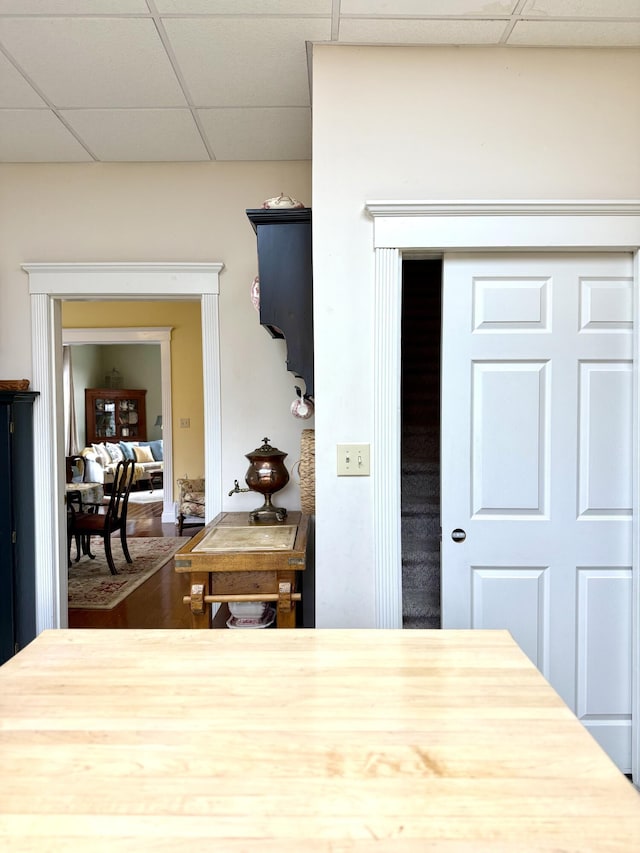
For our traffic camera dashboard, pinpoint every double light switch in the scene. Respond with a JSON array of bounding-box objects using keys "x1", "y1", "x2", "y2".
[{"x1": 337, "y1": 444, "x2": 370, "y2": 476}]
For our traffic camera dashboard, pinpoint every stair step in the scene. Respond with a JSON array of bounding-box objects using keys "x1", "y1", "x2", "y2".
[
  {"x1": 402, "y1": 585, "x2": 441, "y2": 629},
  {"x1": 402, "y1": 434, "x2": 439, "y2": 460},
  {"x1": 402, "y1": 500, "x2": 439, "y2": 518},
  {"x1": 401, "y1": 513, "x2": 441, "y2": 543},
  {"x1": 402, "y1": 475, "x2": 440, "y2": 503}
]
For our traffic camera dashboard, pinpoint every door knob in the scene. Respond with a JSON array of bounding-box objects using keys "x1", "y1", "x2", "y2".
[{"x1": 451, "y1": 528, "x2": 466, "y2": 543}]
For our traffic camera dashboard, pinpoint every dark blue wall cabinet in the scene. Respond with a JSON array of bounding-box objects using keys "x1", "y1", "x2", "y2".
[
  {"x1": 246, "y1": 208, "x2": 314, "y2": 400},
  {"x1": 0, "y1": 391, "x2": 38, "y2": 665}
]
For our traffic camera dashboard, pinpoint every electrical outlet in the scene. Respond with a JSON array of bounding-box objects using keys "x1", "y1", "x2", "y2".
[
  {"x1": 180, "y1": 418, "x2": 190, "y2": 428},
  {"x1": 337, "y1": 443, "x2": 370, "y2": 476}
]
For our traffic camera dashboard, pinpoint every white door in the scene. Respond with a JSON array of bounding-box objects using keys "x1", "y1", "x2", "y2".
[{"x1": 441, "y1": 253, "x2": 634, "y2": 772}]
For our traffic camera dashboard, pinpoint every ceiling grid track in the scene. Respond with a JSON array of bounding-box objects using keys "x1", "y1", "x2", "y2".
[
  {"x1": 145, "y1": 0, "x2": 217, "y2": 161},
  {"x1": 0, "y1": 1, "x2": 637, "y2": 163}
]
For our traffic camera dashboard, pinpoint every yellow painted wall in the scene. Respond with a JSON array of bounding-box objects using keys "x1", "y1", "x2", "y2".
[{"x1": 62, "y1": 300, "x2": 203, "y2": 498}]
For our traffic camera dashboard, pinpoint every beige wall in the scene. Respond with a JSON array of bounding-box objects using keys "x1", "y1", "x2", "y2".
[
  {"x1": 312, "y1": 45, "x2": 640, "y2": 627},
  {"x1": 62, "y1": 302, "x2": 199, "y2": 489},
  {"x1": 0, "y1": 161, "x2": 313, "y2": 513}
]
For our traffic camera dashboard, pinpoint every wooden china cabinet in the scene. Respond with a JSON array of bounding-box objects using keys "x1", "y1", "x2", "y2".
[{"x1": 85, "y1": 388, "x2": 147, "y2": 445}]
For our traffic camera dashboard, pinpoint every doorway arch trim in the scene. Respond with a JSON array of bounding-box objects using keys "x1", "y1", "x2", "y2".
[
  {"x1": 24, "y1": 261, "x2": 223, "y2": 634},
  {"x1": 62, "y1": 326, "x2": 174, "y2": 523},
  {"x1": 365, "y1": 199, "x2": 640, "y2": 778}
]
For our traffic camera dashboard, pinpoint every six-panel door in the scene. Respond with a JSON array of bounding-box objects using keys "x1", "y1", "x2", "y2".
[{"x1": 441, "y1": 253, "x2": 633, "y2": 771}]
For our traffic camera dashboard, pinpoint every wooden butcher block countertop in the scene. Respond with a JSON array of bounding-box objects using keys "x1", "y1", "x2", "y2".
[{"x1": 0, "y1": 628, "x2": 638, "y2": 851}]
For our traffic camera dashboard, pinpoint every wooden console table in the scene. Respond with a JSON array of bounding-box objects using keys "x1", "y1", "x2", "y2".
[{"x1": 175, "y1": 511, "x2": 309, "y2": 628}]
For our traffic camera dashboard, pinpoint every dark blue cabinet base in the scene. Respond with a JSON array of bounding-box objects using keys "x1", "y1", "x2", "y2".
[{"x1": 0, "y1": 391, "x2": 38, "y2": 665}]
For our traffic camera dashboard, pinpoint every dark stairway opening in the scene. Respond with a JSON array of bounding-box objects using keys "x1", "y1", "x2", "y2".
[{"x1": 401, "y1": 259, "x2": 442, "y2": 629}]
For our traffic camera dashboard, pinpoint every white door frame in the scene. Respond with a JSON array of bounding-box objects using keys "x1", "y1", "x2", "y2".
[
  {"x1": 24, "y1": 262, "x2": 223, "y2": 632},
  {"x1": 364, "y1": 200, "x2": 640, "y2": 779},
  {"x1": 62, "y1": 326, "x2": 174, "y2": 523}
]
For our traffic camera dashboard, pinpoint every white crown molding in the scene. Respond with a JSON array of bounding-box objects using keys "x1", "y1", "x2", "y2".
[
  {"x1": 23, "y1": 262, "x2": 224, "y2": 274},
  {"x1": 23, "y1": 262, "x2": 224, "y2": 297},
  {"x1": 62, "y1": 327, "x2": 172, "y2": 344},
  {"x1": 365, "y1": 200, "x2": 640, "y2": 217},
  {"x1": 365, "y1": 200, "x2": 640, "y2": 251}
]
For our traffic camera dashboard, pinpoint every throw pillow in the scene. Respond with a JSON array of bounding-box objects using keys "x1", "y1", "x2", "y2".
[
  {"x1": 119, "y1": 441, "x2": 139, "y2": 461},
  {"x1": 133, "y1": 445, "x2": 154, "y2": 463},
  {"x1": 91, "y1": 443, "x2": 111, "y2": 466},
  {"x1": 105, "y1": 442, "x2": 124, "y2": 463},
  {"x1": 147, "y1": 439, "x2": 163, "y2": 461}
]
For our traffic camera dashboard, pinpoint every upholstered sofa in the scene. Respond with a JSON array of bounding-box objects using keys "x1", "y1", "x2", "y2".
[{"x1": 81, "y1": 440, "x2": 163, "y2": 486}]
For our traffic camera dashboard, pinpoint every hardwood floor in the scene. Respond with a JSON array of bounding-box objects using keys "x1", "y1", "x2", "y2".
[{"x1": 67, "y1": 499, "x2": 202, "y2": 629}]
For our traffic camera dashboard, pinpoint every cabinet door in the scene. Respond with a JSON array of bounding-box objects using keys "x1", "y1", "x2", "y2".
[
  {"x1": 118, "y1": 396, "x2": 142, "y2": 439},
  {"x1": 95, "y1": 397, "x2": 117, "y2": 440},
  {"x1": 12, "y1": 396, "x2": 36, "y2": 653},
  {"x1": 0, "y1": 401, "x2": 16, "y2": 664},
  {"x1": 86, "y1": 389, "x2": 147, "y2": 444},
  {"x1": 247, "y1": 208, "x2": 314, "y2": 398}
]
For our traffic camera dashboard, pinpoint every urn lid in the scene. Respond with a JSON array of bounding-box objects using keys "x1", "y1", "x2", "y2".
[{"x1": 245, "y1": 437, "x2": 288, "y2": 461}]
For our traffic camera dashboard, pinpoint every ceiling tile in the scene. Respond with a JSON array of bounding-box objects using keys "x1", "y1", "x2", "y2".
[
  {"x1": 509, "y1": 20, "x2": 640, "y2": 45},
  {"x1": 164, "y1": 18, "x2": 330, "y2": 107},
  {"x1": 59, "y1": 108, "x2": 210, "y2": 161},
  {"x1": 0, "y1": 17, "x2": 187, "y2": 108},
  {"x1": 157, "y1": 0, "x2": 331, "y2": 13},
  {"x1": 164, "y1": 16, "x2": 330, "y2": 107},
  {"x1": 198, "y1": 106, "x2": 311, "y2": 160},
  {"x1": 339, "y1": 18, "x2": 508, "y2": 43},
  {"x1": 341, "y1": 0, "x2": 515, "y2": 15},
  {"x1": 0, "y1": 1, "x2": 148, "y2": 11},
  {"x1": 0, "y1": 109, "x2": 92, "y2": 161},
  {"x1": 0, "y1": 50, "x2": 46, "y2": 107},
  {"x1": 522, "y1": 0, "x2": 640, "y2": 18}
]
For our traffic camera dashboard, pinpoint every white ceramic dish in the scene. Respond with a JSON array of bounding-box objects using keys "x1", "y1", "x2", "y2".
[
  {"x1": 226, "y1": 607, "x2": 275, "y2": 630},
  {"x1": 229, "y1": 600, "x2": 267, "y2": 619},
  {"x1": 261, "y1": 193, "x2": 304, "y2": 210}
]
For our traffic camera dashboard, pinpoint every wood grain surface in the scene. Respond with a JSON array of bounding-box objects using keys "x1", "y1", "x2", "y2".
[{"x1": 0, "y1": 629, "x2": 638, "y2": 851}]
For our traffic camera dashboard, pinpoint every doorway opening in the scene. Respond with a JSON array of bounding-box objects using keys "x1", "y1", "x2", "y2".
[
  {"x1": 401, "y1": 258, "x2": 442, "y2": 628},
  {"x1": 25, "y1": 261, "x2": 223, "y2": 634}
]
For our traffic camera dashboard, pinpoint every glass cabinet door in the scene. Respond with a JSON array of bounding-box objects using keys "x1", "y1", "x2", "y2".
[
  {"x1": 119, "y1": 398, "x2": 140, "y2": 439},
  {"x1": 95, "y1": 399, "x2": 116, "y2": 438},
  {"x1": 86, "y1": 389, "x2": 146, "y2": 445}
]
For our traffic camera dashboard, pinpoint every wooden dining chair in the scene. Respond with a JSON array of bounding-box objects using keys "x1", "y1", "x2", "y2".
[{"x1": 68, "y1": 459, "x2": 136, "y2": 575}]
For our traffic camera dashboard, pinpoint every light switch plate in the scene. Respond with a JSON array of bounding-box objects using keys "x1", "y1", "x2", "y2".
[{"x1": 337, "y1": 443, "x2": 370, "y2": 476}]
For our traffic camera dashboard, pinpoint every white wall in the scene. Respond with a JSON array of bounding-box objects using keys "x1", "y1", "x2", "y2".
[
  {"x1": 68, "y1": 344, "x2": 101, "y2": 449},
  {"x1": 0, "y1": 161, "x2": 313, "y2": 515},
  {"x1": 312, "y1": 45, "x2": 640, "y2": 627}
]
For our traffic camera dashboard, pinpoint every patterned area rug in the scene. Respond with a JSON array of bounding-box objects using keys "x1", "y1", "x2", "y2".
[{"x1": 68, "y1": 537, "x2": 185, "y2": 610}]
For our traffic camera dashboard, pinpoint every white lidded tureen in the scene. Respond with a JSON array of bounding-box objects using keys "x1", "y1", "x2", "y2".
[{"x1": 261, "y1": 193, "x2": 304, "y2": 210}]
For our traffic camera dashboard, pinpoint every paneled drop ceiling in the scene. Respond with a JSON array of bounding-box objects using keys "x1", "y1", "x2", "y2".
[{"x1": 0, "y1": 0, "x2": 638, "y2": 163}]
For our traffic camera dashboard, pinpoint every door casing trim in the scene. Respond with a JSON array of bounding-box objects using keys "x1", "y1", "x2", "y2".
[
  {"x1": 62, "y1": 326, "x2": 174, "y2": 522},
  {"x1": 23, "y1": 261, "x2": 223, "y2": 633},
  {"x1": 364, "y1": 200, "x2": 640, "y2": 782}
]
